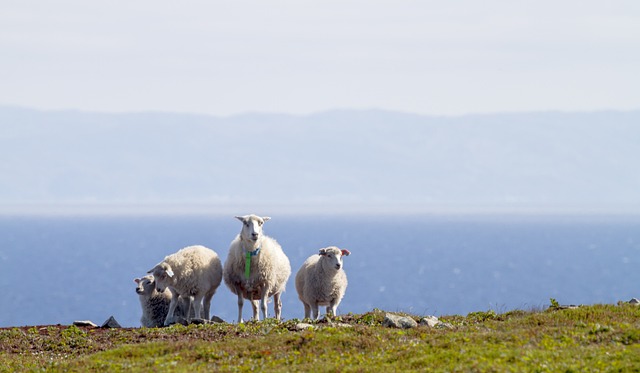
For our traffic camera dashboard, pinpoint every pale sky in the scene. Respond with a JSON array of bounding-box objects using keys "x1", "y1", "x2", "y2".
[{"x1": 1, "y1": 0, "x2": 639, "y2": 116}]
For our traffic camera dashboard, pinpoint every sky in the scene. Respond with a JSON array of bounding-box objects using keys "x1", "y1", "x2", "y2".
[{"x1": 1, "y1": 0, "x2": 639, "y2": 116}]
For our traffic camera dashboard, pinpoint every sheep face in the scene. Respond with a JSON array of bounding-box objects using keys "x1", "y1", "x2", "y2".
[
  {"x1": 319, "y1": 247, "x2": 351, "y2": 271},
  {"x1": 134, "y1": 275, "x2": 156, "y2": 296},
  {"x1": 147, "y1": 263, "x2": 175, "y2": 292},
  {"x1": 236, "y1": 214, "x2": 271, "y2": 244}
]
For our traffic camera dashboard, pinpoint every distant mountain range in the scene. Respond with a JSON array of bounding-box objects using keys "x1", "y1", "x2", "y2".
[{"x1": 1, "y1": 105, "x2": 639, "y2": 214}]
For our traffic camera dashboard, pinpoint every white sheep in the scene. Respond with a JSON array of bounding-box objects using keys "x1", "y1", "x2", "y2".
[
  {"x1": 223, "y1": 214, "x2": 291, "y2": 323},
  {"x1": 133, "y1": 274, "x2": 193, "y2": 327},
  {"x1": 147, "y1": 245, "x2": 223, "y2": 326},
  {"x1": 295, "y1": 246, "x2": 351, "y2": 320}
]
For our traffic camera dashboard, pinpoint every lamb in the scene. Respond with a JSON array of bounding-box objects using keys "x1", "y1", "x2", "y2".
[
  {"x1": 295, "y1": 246, "x2": 351, "y2": 320},
  {"x1": 223, "y1": 214, "x2": 291, "y2": 323},
  {"x1": 133, "y1": 274, "x2": 193, "y2": 327},
  {"x1": 147, "y1": 245, "x2": 223, "y2": 326}
]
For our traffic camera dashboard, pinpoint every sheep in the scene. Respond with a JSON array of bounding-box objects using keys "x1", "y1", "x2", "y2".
[
  {"x1": 223, "y1": 214, "x2": 291, "y2": 323},
  {"x1": 147, "y1": 245, "x2": 223, "y2": 326},
  {"x1": 295, "y1": 246, "x2": 351, "y2": 320},
  {"x1": 133, "y1": 274, "x2": 193, "y2": 327}
]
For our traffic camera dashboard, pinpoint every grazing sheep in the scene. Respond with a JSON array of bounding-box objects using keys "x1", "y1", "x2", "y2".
[
  {"x1": 223, "y1": 215, "x2": 291, "y2": 323},
  {"x1": 295, "y1": 246, "x2": 351, "y2": 320},
  {"x1": 133, "y1": 274, "x2": 193, "y2": 327},
  {"x1": 148, "y1": 245, "x2": 223, "y2": 326}
]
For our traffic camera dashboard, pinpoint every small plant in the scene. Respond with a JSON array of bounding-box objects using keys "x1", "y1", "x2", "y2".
[
  {"x1": 549, "y1": 298, "x2": 561, "y2": 310},
  {"x1": 467, "y1": 310, "x2": 497, "y2": 323}
]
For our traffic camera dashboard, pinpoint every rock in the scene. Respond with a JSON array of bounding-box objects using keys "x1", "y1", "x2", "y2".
[
  {"x1": 73, "y1": 320, "x2": 98, "y2": 328},
  {"x1": 294, "y1": 323, "x2": 315, "y2": 331},
  {"x1": 210, "y1": 315, "x2": 225, "y2": 323},
  {"x1": 333, "y1": 322, "x2": 353, "y2": 328},
  {"x1": 628, "y1": 298, "x2": 640, "y2": 305},
  {"x1": 189, "y1": 318, "x2": 210, "y2": 325},
  {"x1": 172, "y1": 317, "x2": 189, "y2": 326},
  {"x1": 419, "y1": 316, "x2": 440, "y2": 328},
  {"x1": 101, "y1": 316, "x2": 122, "y2": 328},
  {"x1": 383, "y1": 313, "x2": 418, "y2": 329},
  {"x1": 435, "y1": 322, "x2": 454, "y2": 330}
]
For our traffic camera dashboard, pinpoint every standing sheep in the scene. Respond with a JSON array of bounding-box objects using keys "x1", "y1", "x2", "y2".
[
  {"x1": 295, "y1": 246, "x2": 351, "y2": 320},
  {"x1": 133, "y1": 274, "x2": 193, "y2": 327},
  {"x1": 223, "y1": 214, "x2": 291, "y2": 323},
  {"x1": 147, "y1": 245, "x2": 223, "y2": 326}
]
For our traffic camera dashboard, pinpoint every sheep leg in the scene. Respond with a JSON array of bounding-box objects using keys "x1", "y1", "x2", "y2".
[
  {"x1": 203, "y1": 287, "x2": 216, "y2": 320},
  {"x1": 303, "y1": 303, "x2": 311, "y2": 319},
  {"x1": 273, "y1": 292, "x2": 282, "y2": 320},
  {"x1": 258, "y1": 287, "x2": 269, "y2": 320},
  {"x1": 192, "y1": 294, "x2": 204, "y2": 320},
  {"x1": 236, "y1": 292, "x2": 244, "y2": 323},
  {"x1": 188, "y1": 296, "x2": 195, "y2": 319},
  {"x1": 164, "y1": 296, "x2": 179, "y2": 326},
  {"x1": 311, "y1": 302, "x2": 319, "y2": 320},
  {"x1": 251, "y1": 299, "x2": 261, "y2": 321},
  {"x1": 327, "y1": 305, "x2": 338, "y2": 317}
]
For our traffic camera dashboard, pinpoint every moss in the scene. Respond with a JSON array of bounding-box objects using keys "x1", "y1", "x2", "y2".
[{"x1": 2, "y1": 305, "x2": 640, "y2": 371}]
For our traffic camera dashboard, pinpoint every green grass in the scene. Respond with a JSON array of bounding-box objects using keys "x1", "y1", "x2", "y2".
[{"x1": 2, "y1": 304, "x2": 640, "y2": 372}]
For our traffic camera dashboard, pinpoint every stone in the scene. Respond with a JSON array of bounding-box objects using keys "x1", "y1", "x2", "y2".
[
  {"x1": 294, "y1": 323, "x2": 315, "y2": 331},
  {"x1": 101, "y1": 316, "x2": 122, "y2": 328},
  {"x1": 629, "y1": 298, "x2": 640, "y2": 305},
  {"x1": 383, "y1": 313, "x2": 418, "y2": 329},
  {"x1": 419, "y1": 315, "x2": 440, "y2": 328},
  {"x1": 211, "y1": 315, "x2": 225, "y2": 323},
  {"x1": 73, "y1": 320, "x2": 98, "y2": 328},
  {"x1": 189, "y1": 318, "x2": 210, "y2": 325},
  {"x1": 435, "y1": 322, "x2": 454, "y2": 330}
]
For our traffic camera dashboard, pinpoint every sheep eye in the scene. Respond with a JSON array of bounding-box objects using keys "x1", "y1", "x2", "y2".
[{"x1": 258, "y1": 221, "x2": 263, "y2": 226}]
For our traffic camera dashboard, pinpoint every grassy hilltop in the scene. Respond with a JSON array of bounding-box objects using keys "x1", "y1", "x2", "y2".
[{"x1": 2, "y1": 304, "x2": 640, "y2": 372}]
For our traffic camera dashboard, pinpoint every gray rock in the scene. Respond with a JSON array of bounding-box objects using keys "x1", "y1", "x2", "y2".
[
  {"x1": 189, "y1": 318, "x2": 211, "y2": 325},
  {"x1": 419, "y1": 315, "x2": 440, "y2": 328},
  {"x1": 383, "y1": 313, "x2": 418, "y2": 329},
  {"x1": 435, "y1": 322, "x2": 454, "y2": 330},
  {"x1": 73, "y1": 320, "x2": 98, "y2": 328},
  {"x1": 211, "y1": 315, "x2": 225, "y2": 323},
  {"x1": 101, "y1": 316, "x2": 122, "y2": 328},
  {"x1": 294, "y1": 323, "x2": 315, "y2": 331},
  {"x1": 629, "y1": 298, "x2": 640, "y2": 305}
]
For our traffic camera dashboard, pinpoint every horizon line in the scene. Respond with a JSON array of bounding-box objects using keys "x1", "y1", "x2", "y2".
[
  {"x1": 2, "y1": 103, "x2": 640, "y2": 120},
  {"x1": 2, "y1": 202, "x2": 640, "y2": 218}
]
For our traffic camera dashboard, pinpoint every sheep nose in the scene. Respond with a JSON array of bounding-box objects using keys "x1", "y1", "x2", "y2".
[
  {"x1": 251, "y1": 233, "x2": 259, "y2": 239},
  {"x1": 335, "y1": 264, "x2": 341, "y2": 269}
]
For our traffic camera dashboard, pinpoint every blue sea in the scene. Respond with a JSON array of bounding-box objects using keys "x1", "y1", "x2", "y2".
[{"x1": 1, "y1": 214, "x2": 639, "y2": 327}]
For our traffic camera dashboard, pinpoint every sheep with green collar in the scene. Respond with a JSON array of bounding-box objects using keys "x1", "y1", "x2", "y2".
[
  {"x1": 223, "y1": 215, "x2": 291, "y2": 323},
  {"x1": 295, "y1": 246, "x2": 351, "y2": 320}
]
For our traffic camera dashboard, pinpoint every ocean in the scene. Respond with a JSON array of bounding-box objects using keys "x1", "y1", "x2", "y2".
[{"x1": 1, "y1": 213, "x2": 639, "y2": 327}]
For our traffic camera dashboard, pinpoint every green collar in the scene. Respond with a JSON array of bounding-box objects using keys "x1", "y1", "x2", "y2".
[{"x1": 244, "y1": 245, "x2": 261, "y2": 279}]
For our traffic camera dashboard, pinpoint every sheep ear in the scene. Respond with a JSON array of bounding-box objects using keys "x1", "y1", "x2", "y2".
[
  {"x1": 147, "y1": 266, "x2": 156, "y2": 274},
  {"x1": 262, "y1": 216, "x2": 271, "y2": 222},
  {"x1": 166, "y1": 269, "x2": 174, "y2": 278},
  {"x1": 318, "y1": 248, "x2": 327, "y2": 256},
  {"x1": 235, "y1": 216, "x2": 246, "y2": 222},
  {"x1": 341, "y1": 249, "x2": 351, "y2": 257},
  {"x1": 134, "y1": 278, "x2": 141, "y2": 284}
]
